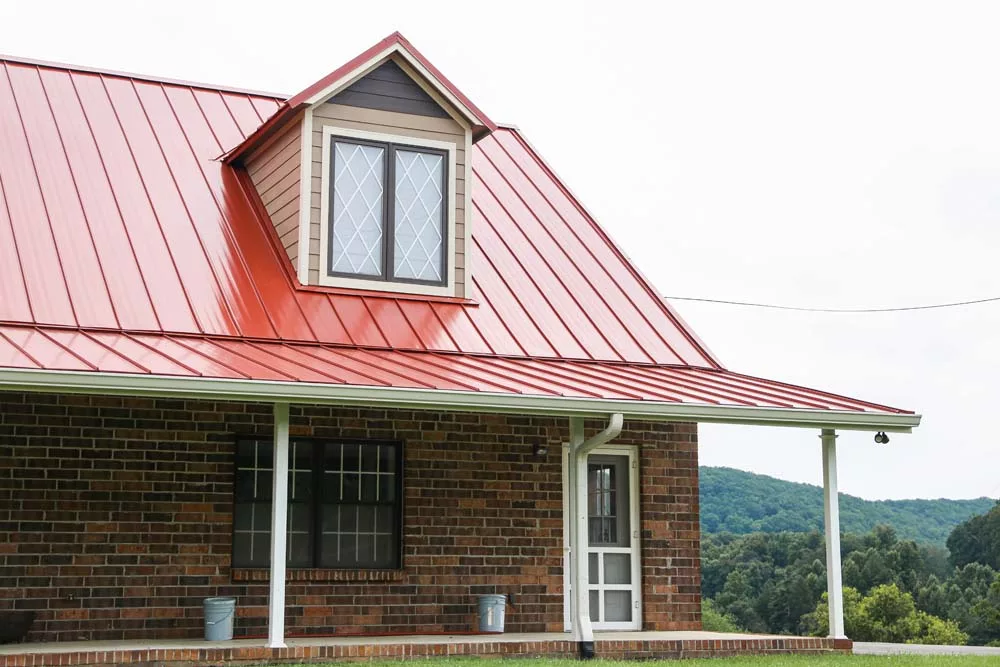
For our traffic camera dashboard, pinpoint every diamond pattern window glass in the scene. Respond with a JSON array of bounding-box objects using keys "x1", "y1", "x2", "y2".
[
  {"x1": 327, "y1": 136, "x2": 448, "y2": 286},
  {"x1": 394, "y1": 150, "x2": 444, "y2": 281},
  {"x1": 330, "y1": 142, "x2": 385, "y2": 276}
]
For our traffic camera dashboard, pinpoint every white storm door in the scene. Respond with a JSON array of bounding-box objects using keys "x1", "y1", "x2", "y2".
[{"x1": 563, "y1": 446, "x2": 641, "y2": 631}]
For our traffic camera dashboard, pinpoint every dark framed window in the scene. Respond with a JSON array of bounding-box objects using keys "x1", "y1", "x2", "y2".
[
  {"x1": 327, "y1": 136, "x2": 448, "y2": 286},
  {"x1": 233, "y1": 438, "x2": 402, "y2": 569},
  {"x1": 587, "y1": 455, "x2": 630, "y2": 547}
]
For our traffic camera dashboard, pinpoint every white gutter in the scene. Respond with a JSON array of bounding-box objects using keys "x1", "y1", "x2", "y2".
[
  {"x1": 0, "y1": 368, "x2": 920, "y2": 432},
  {"x1": 568, "y1": 414, "x2": 623, "y2": 657}
]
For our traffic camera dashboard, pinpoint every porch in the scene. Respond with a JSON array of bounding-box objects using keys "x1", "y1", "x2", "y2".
[
  {"x1": 0, "y1": 367, "x2": 917, "y2": 657},
  {"x1": 0, "y1": 631, "x2": 852, "y2": 666}
]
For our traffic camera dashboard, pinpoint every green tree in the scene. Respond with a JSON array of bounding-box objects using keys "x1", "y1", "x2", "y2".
[
  {"x1": 947, "y1": 502, "x2": 1000, "y2": 570},
  {"x1": 967, "y1": 578, "x2": 1000, "y2": 645},
  {"x1": 856, "y1": 584, "x2": 921, "y2": 643},
  {"x1": 801, "y1": 587, "x2": 863, "y2": 638},
  {"x1": 806, "y1": 584, "x2": 967, "y2": 645},
  {"x1": 701, "y1": 598, "x2": 742, "y2": 633},
  {"x1": 911, "y1": 611, "x2": 969, "y2": 645}
]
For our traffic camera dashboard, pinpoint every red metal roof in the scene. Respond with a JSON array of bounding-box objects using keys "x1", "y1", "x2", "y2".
[
  {"x1": 0, "y1": 56, "x2": 713, "y2": 367},
  {"x1": 0, "y1": 48, "x2": 916, "y2": 425},
  {"x1": 0, "y1": 325, "x2": 910, "y2": 417}
]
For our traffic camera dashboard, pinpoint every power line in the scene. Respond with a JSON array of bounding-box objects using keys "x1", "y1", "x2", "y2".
[{"x1": 663, "y1": 295, "x2": 1000, "y2": 313}]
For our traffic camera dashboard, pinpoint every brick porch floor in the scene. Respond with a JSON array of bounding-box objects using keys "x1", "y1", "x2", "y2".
[{"x1": 0, "y1": 631, "x2": 851, "y2": 665}]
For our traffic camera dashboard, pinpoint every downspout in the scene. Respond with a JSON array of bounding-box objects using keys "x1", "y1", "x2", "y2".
[{"x1": 569, "y1": 413, "x2": 624, "y2": 659}]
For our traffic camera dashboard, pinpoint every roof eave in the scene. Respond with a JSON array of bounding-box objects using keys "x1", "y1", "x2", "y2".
[{"x1": 0, "y1": 368, "x2": 921, "y2": 433}]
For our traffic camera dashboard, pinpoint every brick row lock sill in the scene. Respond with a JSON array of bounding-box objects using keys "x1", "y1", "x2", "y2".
[{"x1": 231, "y1": 568, "x2": 406, "y2": 583}]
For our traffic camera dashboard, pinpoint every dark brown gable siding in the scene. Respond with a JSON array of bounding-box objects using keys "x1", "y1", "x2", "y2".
[{"x1": 330, "y1": 60, "x2": 450, "y2": 118}]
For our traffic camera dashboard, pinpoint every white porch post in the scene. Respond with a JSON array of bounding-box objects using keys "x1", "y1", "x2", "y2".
[
  {"x1": 568, "y1": 417, "x2": 593, "y2": 650},
  {"x1": 821, "y1": 428, "x2": 846, "y2": 639},
  {"x1": 268, "y1": 402, "x2": 290, "y2": 648}
]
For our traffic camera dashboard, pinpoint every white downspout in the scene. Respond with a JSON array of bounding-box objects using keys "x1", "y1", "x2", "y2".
[
  {"x1": 267, "y1": 402, "x2": 290, "y2": 648},
  {"x1": 821, "y1": 428, "x2": 846, "y2": 639},
  {"x1": 569, "y1": 413, "x2": 624, "y2": 659}
]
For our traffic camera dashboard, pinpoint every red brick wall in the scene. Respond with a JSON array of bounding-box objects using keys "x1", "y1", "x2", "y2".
[{"x1": 0, "y1": 391, "x2": 700, "y2": 642}]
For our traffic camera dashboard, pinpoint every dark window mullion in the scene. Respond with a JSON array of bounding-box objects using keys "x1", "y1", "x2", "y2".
[
  {"x1": 385, "y1": 145, "x2": 396, "y2": 281},
  {"x1": 438, "y1": 151, "x2": 447, "y2": 284}
]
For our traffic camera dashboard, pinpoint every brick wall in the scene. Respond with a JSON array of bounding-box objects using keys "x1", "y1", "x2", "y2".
[{"x1": 0, "y1": 391, "x2": 700, "y2": 642}]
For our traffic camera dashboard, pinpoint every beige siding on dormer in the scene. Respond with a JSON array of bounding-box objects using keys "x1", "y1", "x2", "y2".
[
  {"x1": 309, "y1": 103, "x2": 468, "y2": 297},
  {"x1": 246, "y1": 118, "x2": 302, "y2": 270}
]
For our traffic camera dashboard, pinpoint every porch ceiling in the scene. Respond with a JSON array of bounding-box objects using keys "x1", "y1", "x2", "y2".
[{"x1": 0, "y1": 325, "x2": 918, "y2": 432}]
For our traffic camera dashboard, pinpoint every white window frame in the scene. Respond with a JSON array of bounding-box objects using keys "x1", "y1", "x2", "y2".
[{"x1": 318, "y1": 125, "x2": 457, "y2": 296}]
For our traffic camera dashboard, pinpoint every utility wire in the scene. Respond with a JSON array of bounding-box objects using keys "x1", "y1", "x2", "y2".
[{"x1": 663, "y1": 295, "x2": 1000, "y2": 313}]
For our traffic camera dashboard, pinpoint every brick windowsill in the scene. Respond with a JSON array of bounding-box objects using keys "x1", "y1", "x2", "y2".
[{"x1": 232, "y1": 568, "x2": 407, "y2": 583}]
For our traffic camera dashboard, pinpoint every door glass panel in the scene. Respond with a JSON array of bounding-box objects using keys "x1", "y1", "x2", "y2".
[
  {"x1": 589, "y1": 590, "x2": 600, "y2": 623},
  {"x1": 588, "y1": 553, "x2": 599, "y2": 584},
  {"x1": 587, "y1": 457, "x2": 629, "y2": 547},
  {"x1": 604, "y1": 553, "x2": 631, "y2": 584},
  {"x1": 604, "y1": 590, "x2": 632, "y2": 622}
]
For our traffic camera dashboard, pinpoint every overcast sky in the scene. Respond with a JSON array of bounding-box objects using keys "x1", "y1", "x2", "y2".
[{"x1": 3, "y1": 1, "x2": 997, "y2": 501}]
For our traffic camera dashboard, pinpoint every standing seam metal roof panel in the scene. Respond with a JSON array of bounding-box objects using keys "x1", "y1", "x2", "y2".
[
  {"x1": 0, "y1": 47, "x2": 915, "y2": 421},
  {"x1": 0, "y1": 324, "x2": 913, "y2": 416}
]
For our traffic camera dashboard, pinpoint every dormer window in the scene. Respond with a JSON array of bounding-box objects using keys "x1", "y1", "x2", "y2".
[
  {"x1": 328, "y1": 136, "x2": 447, "y2": 285},
  {"x1": 319, "y1": 126, "x2": 457, "y2": 295},
  {"x1": 233, "y1": 39, "x2": 492, "y2": 299}
]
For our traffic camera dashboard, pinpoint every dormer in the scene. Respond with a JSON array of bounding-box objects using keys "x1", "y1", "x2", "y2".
[{"x1": 225, "y1": 33, "x2": 496, "y2": 299}]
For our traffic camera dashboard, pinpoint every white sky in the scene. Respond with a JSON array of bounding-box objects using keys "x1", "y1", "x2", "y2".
[{"x1": 3, "y1": 0, "x2": 998, "y2": 501}]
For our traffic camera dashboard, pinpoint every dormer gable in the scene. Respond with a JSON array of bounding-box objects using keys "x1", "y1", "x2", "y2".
[{"x1": 228, "y1": 33, "x2": 495, "y2": 299}]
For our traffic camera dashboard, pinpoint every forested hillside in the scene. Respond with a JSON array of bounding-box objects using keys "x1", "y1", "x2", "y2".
[
  {"x1": 700, "y1": 466, "x2": 994, "y2": 545},
  {"x1": 702, "y1": 505, "x2": 1000, "y2": 646}
]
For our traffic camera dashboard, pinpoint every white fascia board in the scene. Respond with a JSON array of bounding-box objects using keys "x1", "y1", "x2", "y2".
[{"x1": 0, "y1": 368, "x2": 921, "y2": 432}]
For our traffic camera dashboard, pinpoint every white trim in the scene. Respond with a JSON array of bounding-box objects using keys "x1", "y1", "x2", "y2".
[
  {"x1": 463, "y1": 129, "x2": 473, "y2": 299},
  {"x1": 0, "y1": 367, "x2": 920, "y2": 431},
  {"x1": 267, "y1": 402, "x2": 290, "y2": 648},
  {"x1": 563, "y1": 445, "x2": 642, "y2": 632},
  {"x1": 303, "y1": 44, "x2": 483, "y2": 129},
  {"x1": 822, "y1": 429, "x2": 846, "y2": 639},
  {"x1": 296, "y1": 110, "x2": 314, "y2": 285},
  {"x1": 317, "y1": 125, "x2": 458, "y2": 297}
]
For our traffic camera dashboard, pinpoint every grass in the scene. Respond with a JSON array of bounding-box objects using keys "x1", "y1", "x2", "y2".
[{"x1": 286, "y1": 658, "x2": 999, "y2": 667}]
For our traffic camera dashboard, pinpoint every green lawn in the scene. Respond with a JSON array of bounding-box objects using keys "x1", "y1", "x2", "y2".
[{"x1": 291, "y1": 658, "x2": 998, "y2": 667}]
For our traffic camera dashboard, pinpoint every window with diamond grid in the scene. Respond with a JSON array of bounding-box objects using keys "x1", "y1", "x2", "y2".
[{"x1": 328, "y1": 137, "x2": 447, "y2": 285}]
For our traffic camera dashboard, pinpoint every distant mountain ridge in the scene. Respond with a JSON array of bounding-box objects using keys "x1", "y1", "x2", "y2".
[{"x1": 700, "y1": 466, "x2": 996, "y2": 545}]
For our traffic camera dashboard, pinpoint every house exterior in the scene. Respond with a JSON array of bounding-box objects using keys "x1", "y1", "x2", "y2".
[{"x1": 0, "y1": 33, "x2": 919, "y2": 657}]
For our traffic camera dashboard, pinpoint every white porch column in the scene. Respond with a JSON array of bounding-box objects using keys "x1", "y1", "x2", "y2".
[
  {"x1": 568, "y1": 417, "x2": 593, "y2": 649},
  {"x1": 821, "y1": 428, "x2": 846, "y2": 639},
  {"x1": 268, "y1": 402, "x2": 290, "y2": 648}
]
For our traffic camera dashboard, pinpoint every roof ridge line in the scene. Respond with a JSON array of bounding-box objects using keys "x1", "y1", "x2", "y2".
[
  {"x1": 0, "y1": 321, "x2": 720, "y2": 372},
  {"x1": 0, "y1": 52, "x2": 288, "y2": 99}
]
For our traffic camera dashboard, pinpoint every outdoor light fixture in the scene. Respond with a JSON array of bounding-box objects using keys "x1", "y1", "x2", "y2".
[
  {"x1": 874, "y1": 431, "x2": 890, "y2": 444},
  {"x1": 534, "y1": 444, "x2": 549, "y2": 457}
]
